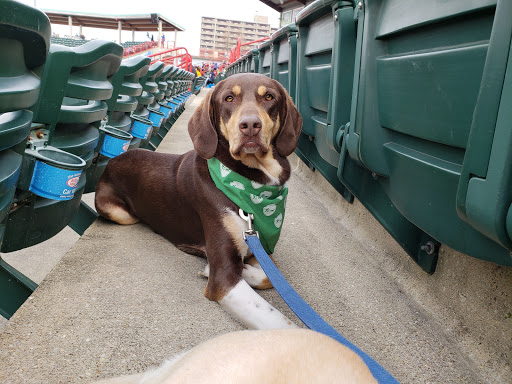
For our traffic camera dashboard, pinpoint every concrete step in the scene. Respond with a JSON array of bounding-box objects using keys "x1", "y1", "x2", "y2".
[{"x1": 1, "y1": 88, "x2": 510, "y2": 384}]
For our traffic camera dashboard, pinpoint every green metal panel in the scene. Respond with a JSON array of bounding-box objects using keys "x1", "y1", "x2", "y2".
[
  {"x1": 295, "y1": 0, "x2": 354, "y2": 203},
  {"x1": 339, "y1": 0, "x2": 511, "y2": 268},
  {"x1": 0, "y1": 256, "x2": 37, "y2": 319}
]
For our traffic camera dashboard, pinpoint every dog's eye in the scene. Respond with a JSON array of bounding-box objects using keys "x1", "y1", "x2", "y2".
[
  {"x1": 265, "y1": 94, "x2": 274, "y2": 101},
  {"x1": 225, "y1": 95, "x2": 234, "y2": 102}
]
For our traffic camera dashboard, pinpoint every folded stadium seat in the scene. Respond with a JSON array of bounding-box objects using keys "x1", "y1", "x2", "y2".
[
  {"x1": 149, "y1": 64, "x2": 174, "y2": 149},
  {"x1": 257, "y1": 39, "x2": 272, "y2": 77},
  {"x1": 0, "y1": 0, "x2": 51, "y2": 319},
  {"x1": 83, "y1": 55, "x2": 152, "y2": 193},
  {"x1": 337, "y1": 0, "x2": 512, "y2": 271},
  {"x1": 246, "y1": 48, "x2": 259, "y2": 74},
  {"x1": 133, "y1": 61, "x2": 164, "y2": 150},
  {"x1": 270, "y1": 23, "x2": 298, "y2": 102},
  {"x1": 294, "y1": 0, "x2": 354, "y2": 204}
]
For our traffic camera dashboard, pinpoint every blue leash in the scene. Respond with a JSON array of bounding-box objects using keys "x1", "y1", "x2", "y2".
[{"x1": 240, "y1": 210, "x2": 399, "y2": 384}]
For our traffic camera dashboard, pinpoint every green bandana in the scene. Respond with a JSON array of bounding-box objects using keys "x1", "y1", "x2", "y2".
[{"x1": 207, "y1": 157, "x2": 288, "y2": 254}]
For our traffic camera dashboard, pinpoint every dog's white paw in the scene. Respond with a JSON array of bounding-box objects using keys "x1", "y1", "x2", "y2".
[
  {"x1": 199, "y1": 264, "x2": 210, "y2": 278},
  {"x1": 242, "y1": 263, "x2": 272, "y2": 290}
]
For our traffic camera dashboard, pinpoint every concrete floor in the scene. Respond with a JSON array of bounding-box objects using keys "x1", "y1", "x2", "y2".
[{"x1": 1, "y1": 89, "x2": 511, "y2": 383}]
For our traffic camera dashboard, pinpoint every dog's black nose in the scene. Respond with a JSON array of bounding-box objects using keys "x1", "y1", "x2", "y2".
[{"x1": 239, "y1": 115, "x2": 262, "y2": 137}]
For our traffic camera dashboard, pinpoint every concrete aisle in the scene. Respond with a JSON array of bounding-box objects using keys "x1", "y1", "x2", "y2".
[{"x1": 1, "y1": 88, "x2": 510, "y2": 384}]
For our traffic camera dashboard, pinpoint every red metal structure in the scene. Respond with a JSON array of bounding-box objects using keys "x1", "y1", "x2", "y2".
[
  {"x1": 147, "y1": 47, "x2": 194, "y2": 73},
  {"x1": 229, "y1": 36, "x2": 270, "y2": 64}
]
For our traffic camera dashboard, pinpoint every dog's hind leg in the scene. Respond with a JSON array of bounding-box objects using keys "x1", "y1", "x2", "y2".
[
  {"x1": 95, "y1": 183, "x2": 140, "y2": 225},
  {"x1": 242, "y1": 263, "x2": 272, "y2": 290},
  {"x1": 201, "y1": 262, "x2": 273, "y2": 290}
]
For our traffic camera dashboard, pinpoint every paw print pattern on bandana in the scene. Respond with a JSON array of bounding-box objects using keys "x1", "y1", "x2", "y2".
[
  {"x1": 263, "y1": 204, "x2": 276, "y2": 217},
  {"x1": 220, "y1": 163, "x2": 231, "y2": 178},
  {"x1": 230, "y1": 181, "x2": 245, "y2": 190},
  {"x1": 274, "y1": 213, "x2": 283, "y2": 228},
  {"x1": 259, "y1": 191, "x2": 272, "y2": 199},
  {"x1": 251, "y1": 181, "x2": 263, "y2": 189},
  {"x1": 250, "y1": 193, "x2": 264, "y2": 204}
]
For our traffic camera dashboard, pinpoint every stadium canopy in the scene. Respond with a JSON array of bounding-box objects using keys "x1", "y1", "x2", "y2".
[
  {"x1": 258, "y1": 0, "x2": 307, "y2": 12},
  {"x1": 43, "y1": 10, "x2": 185, "y2": 43},
  {"x1": 43, "y1": 10, "x2": 185, "y2": 32}
]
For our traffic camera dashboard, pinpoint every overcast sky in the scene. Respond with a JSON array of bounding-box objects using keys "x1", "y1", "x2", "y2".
[{"x1": 17, "y1": 0, "x2": 281, "y2": 55}]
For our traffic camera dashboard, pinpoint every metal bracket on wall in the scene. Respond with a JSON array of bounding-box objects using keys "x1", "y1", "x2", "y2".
[
  {"x1": 68, "y1": 201, "x2": 99, "y2": 236},
  {"x1": 0, "y1": 256, "x2": 37, "y2": 319}
]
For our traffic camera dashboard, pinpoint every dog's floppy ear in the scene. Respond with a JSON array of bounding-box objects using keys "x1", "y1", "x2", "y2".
[
  {"x1": 188, "y1": 90, "x2": 218, "y2": 159},
  {"x1": 275, "y1": 93, "x2": 302, "y2": 157}
]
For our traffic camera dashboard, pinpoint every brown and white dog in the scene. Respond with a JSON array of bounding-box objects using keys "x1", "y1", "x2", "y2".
[
  {"x1": 95, "y1": 73, "x2": 302, "y2": 329},
  {"x1": 92, "y1": 329, "x2": 378, "y2": 384}
]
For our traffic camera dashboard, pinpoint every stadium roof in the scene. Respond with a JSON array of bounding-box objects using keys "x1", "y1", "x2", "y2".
[
  {"x1": 258, "y1": 0, "x2": 308, "y2": 12},
  {"x1": 42, "y1": 10, "x2": 185, "y2": 32}
]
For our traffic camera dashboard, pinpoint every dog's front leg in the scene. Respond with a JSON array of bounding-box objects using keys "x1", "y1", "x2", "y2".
[
  {"x1": 218, "y1": 278, "x2": 298, "y2": 330},
  {"x1": 203, "y1": 238, "x2": 297, "y2": 330}
]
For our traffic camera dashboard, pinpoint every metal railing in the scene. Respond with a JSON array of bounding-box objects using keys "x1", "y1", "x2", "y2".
[
  {"x1": 229, "y1": 36, "x2": 269, "y2": 63},
  {"x1": 147, "y1": 47, "x2": 193, "y2": 73}
]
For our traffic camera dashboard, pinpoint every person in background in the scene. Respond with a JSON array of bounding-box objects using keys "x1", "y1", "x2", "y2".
[
  {"x1": 206, "y1": 71, "x2": 215, "y2": 86},
  {"x1": 162, "y1": 34, "x2": 165, "y2": 48}
]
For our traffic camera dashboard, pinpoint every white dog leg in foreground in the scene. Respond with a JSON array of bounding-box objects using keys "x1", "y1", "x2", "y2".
[{"x1": 219, "y1": 279, "x2": 298, "y2": 329}]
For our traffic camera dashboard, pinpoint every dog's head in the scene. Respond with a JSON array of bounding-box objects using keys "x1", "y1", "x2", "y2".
[{"x1": 188, "y1": 73, "x2": 302, "y2": 162}]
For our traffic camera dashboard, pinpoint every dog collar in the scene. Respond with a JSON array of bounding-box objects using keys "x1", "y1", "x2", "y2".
[{"x1": 207, "y1": 157, "x2": 288, "y2": 254}]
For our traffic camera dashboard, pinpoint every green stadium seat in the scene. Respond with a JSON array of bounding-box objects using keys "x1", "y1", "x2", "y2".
[
  {"x1": 149, "y1": 64, "x2": 174, "y2": 149},
  {"x1": 337, "y1": 0, "x2": 511, "y2": 269},
  {"x1": 271, "y1": 23, "x2": 298, "y2": 101},
  {"x1": 84, "y1": 55, "x2": 151, "y2": 192},
  {"x1": 0, "y1": 0, "x2": 51, "y2": 319},
  {"x1": 294, "y1": 0, "x2": 354, "y2": 202},
  {"x1": 2, "y1": 39, "x2": 123, "y2": 253},
  {"x1": 134, "y1": 61, "x2": 164, "y2": 149},
  {"x1": 257, "y1": 40, "x2": 272, "y2": 77},
  {"x1": 246, "y1": 49, "x2": 259, "y2": 73}
]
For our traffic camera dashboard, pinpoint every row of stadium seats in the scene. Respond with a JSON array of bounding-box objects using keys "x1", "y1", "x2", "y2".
[
  {"x1": 51, "y1": 39, "x2": 146, "y2": 49},
  {"x1": 0, "y1": 0, "x2": 195, "y2": 319},
  {"x1": 50, "y1": 37, "x2": 89, "y2": 47},
  {"x1": 120, "y1": 40, "x2": 146, "y2": 48},
  {"x1": 222, "y1": 0, "x2": 512, "y2": 273}
]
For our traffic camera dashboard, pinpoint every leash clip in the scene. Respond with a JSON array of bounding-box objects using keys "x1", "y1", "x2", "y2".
[{"x1": 239, "y1": 209, "x2": 259, "y2": 240}]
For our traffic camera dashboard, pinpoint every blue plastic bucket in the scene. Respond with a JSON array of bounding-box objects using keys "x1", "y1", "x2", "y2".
[
  {"x1": 147, "y1": 107, "x2": 164, "y2": 128},
  {"x1": 158, "y1": 103, "x2": 172, "y2": 118},
  {"x1": 130, "y1": 115, "x2": 153, "y2": 139},
  {"x1": 99, "y1": 126, "x2": 133, "y2": 158},
  {"x1": 28, "y1": 147, "x2": 86, "y2": 201}
]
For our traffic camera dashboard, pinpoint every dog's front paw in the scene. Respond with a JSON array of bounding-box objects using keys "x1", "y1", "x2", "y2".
[{"x1": 242, "y1": 263, "x2": 273, "y2": 290}]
